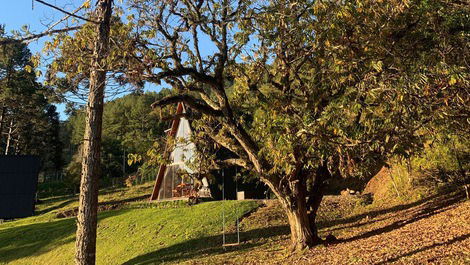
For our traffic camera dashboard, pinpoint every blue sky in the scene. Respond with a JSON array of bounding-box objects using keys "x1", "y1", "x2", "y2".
[{"x1": 1, "y1": 1, "x2": 165, "y2": 121}]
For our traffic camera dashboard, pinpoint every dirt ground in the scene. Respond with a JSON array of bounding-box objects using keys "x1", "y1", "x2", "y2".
[{"x1": 190, "y1": 191, "x2": 470, "y2": 265}]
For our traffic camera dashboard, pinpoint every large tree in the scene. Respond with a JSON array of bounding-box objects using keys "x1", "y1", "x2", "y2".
[
  {"x1": 27, "y1": 2, "x2": 116, "y2": 263},
  {"x1": 125, "y1": 0, "x2": 469, "y2": 250}
]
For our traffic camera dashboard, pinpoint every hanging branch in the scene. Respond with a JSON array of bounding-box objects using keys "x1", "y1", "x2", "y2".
[
  {"x1": 213, "y1": 158, "x2": 252, "y2": 170},
  {"x1": 43, "y1": 1, "x2": 89, "y2": 34},
  {"x1": 0, "y1": 1, "x2": 93, "y2": 46},
  {"x1": 34, "y1": 0, "x2": 99, "y2": 24},
  {"x1": 0, "y1": 26, "x2": 82, "y2": 45}
]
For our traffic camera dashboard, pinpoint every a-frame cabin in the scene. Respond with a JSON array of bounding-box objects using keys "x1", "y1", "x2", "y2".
[{"x1": 149, "y1": 102, "x2": 210, "y2": 201}]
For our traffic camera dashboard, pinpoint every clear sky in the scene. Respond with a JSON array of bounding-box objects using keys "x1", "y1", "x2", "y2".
[
  {"x1": 1, "y1": 1, "x2": 164, "y2": 121},
  {"x1": 1, "y1": 1, "x2": 51, "y2": 54}
]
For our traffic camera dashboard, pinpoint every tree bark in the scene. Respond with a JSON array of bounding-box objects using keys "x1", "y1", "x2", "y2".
[
  {"x1": 75, "y1": 1, "x2": 112, "y2": 265},
  {"x1": 306, "y1": 191, "x2": 323, "y2": 241},
  {"x1": 283, "y1": 196, "x2": 316, "y2": 251},
  {"x1": 4, "y1": 120, "x2": 13, "y2": 155},
  {"x1": 306, "y1": 162, "x2": 329, "y2": 240},
  {"x1": 0, "y1": 105, "x2": 5, "y2": 147},
  {"x1": 273, "y1": 178, "x2": 322, "y2": 251}
]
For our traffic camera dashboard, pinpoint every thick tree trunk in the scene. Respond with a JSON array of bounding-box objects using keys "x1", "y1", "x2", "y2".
[
  {"x1": 282, "y1": 196, "x2": 316, "y2": 250},
  {"x1": 75, "y1": 1, "x2": 112, "y2": 265},
  {"x1": 272, "y1": 178, "x2": 322, "y2": 251},
  {"x1": 306, "y1": 191, "x2": 323, "y2": 241}
]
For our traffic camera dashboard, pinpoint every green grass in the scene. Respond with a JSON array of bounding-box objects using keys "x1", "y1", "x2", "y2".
[
  {"x1": 1, "y1": 182, "x2": 155, "y2": 230},
  {"x1": 0, "y1": 183, "x2": 260, "y2": 265}
]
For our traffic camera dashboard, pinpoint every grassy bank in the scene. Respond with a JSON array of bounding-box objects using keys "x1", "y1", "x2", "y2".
[{"x1": 0, "y1": 184, "x2": 260, "y2": 265}]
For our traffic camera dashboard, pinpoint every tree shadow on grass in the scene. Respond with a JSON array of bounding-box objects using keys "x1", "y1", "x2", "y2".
[
  {"x1": 332, "y1": 192, "x2": 465, "y2": 243},
  {"x1": 0, "y1": 218, "x2": 76, "y2": 263},
  {"x1": 53, "y1": 195, "x2": 151, "y2": 218},
  {"x1": 36, "y1": 186, "x2": 150, "y2": 216},
  {"x1": 0, "y1": 209, "x2": 130, "y2": 264},
  {"x1": 317, "y1": 190, "x2": 464, "y2": 231},
  {"x1": 35, "y1": 198, "x2": 77, "y2": 215},
  {"x1": 124, "y1": 191, "x2": 465, "y2": 265},
  {"x1": 376, "y1": 233, "x2": 470, "y2": 264},
  {"x1": 122, "y1": 225, "x2": 290, "y2": 265},
  {"x1": 99, "y1": 194, "x2": 149, "y2": 206}
]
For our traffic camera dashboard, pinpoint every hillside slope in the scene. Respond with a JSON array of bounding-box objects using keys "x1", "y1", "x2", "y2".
[
  {"x1": 0, "y1": 184, "x2": 260, "y2": 265},
  {"x1": 1, "y1": 185, "x2": 468, "y2": 265}
]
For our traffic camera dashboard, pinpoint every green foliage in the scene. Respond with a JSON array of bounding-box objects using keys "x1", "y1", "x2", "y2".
[
  {"x1": 135, "y1": 161, "x2": 159, "y2": 183},
  {"x1": 113, "y1": 2, "x2": 469, "y2": 248},
  {"x1": 3, "y1": 0, "x2": 466, "y2": 250},
  {"x1": 411, "y1": 134, "x2": 469, "y2": 190},
  {"x1": 37, "y1": 180, "x2": 77, "y2": 198},
  {"x1": 64, "y1": 91, "x2": 171, "y2": 184},
  {"x1": 413, "y1": 136, "x2": 469, "y2": 174},
  {"x1": 370, "y1": 132, "x2": 469, "y2": 206},
  {"x1": 42, "y1": 15, "x2": 146, "y2": 94},
  {"x1": 179, "y1": 0, "x2": 468, "y2": 187},
  {"x1": 0, "y1": 30, "x2": 63, "y2": 172}
]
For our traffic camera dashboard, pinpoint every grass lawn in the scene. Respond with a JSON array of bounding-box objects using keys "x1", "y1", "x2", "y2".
[
  {"x1": 1, "y1": 182, "x2": 161, "y2": 230},
  {"x1": 0, "y1": 183, "x2": 260, "y2": 265}
]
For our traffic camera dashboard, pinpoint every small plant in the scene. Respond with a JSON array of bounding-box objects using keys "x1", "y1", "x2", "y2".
[{"x1": 125, "y1": 175, "x2": 137, "y2": 187}]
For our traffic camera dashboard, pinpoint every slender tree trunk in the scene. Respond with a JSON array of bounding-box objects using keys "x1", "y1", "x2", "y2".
[
  {"x1": 75, "y1": 1, "x2": 112, "y2": 265},
  {"x1": 14, "y1": 134, "x2": 21, "y2": 155},
  {"x1": 453, "y1": 141, "x2": 469, "y2": 200},
  {"x1": 388, "y1": 167, "x2": 401, "y2": 197},
  {"x1": 4, "y1": 120, "x2": 13, "y2": 155},
  {"x1": 0, "y1": 105, "x2": 5, "y2": 145},
  {"x1": 306, "y1": 162, "x2": 329, "y2": 240},
  {"x1": 406, "y1": 158, "x2": 412, "y2": 184}
]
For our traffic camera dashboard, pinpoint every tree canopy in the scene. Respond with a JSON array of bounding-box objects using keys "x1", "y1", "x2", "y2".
[
  {"x1": 0, "y1": 27, "x2": 62, "y2": 172},
  {"x1": 133, "y1": 0, "x2": 468, "y2": 249}
]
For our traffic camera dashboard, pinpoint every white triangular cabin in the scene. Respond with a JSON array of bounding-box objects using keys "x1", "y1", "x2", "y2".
[{"x1": 150, "y1": 102, "x2": 211, "y2": 200}]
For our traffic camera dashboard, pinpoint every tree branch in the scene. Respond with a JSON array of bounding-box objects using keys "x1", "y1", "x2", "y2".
[
  {"x1": 34, "y1": 0, "x2": 99, "y2": 24},
  {"x1": 143, "y1": 67, "x2": 218, "y2": 87},
  {"x1": 151, "y1": 94, "x2": 223, "y2": 117},
  {"x1": 161, "y1": 112, "x2": 194, "y2": 121},
  {"x1": 44, "y1": 2, "x2": 88, "y2": 33},
  {"x1": 0, "y1": 26, "x2": 82, "y2": 45},
  {"x1": 213, "y1": 158, "x2": 252, "y2": 170},
  {"x1": 205, "y1": 129, "x2": 248, "y2": 161}
]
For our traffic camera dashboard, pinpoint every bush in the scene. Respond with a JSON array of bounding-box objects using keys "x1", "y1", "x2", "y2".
[{"x1": 372, "y1": 135, "x2": 470, "y2": 205}]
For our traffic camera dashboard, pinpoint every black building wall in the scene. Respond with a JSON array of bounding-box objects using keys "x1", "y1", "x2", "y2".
[
  {"x1": 209, "y1": 167, "x2": 270, "y2": 200},
  {"x1": 0, "y1": 156, "x2": 40, "y2": 219}
]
